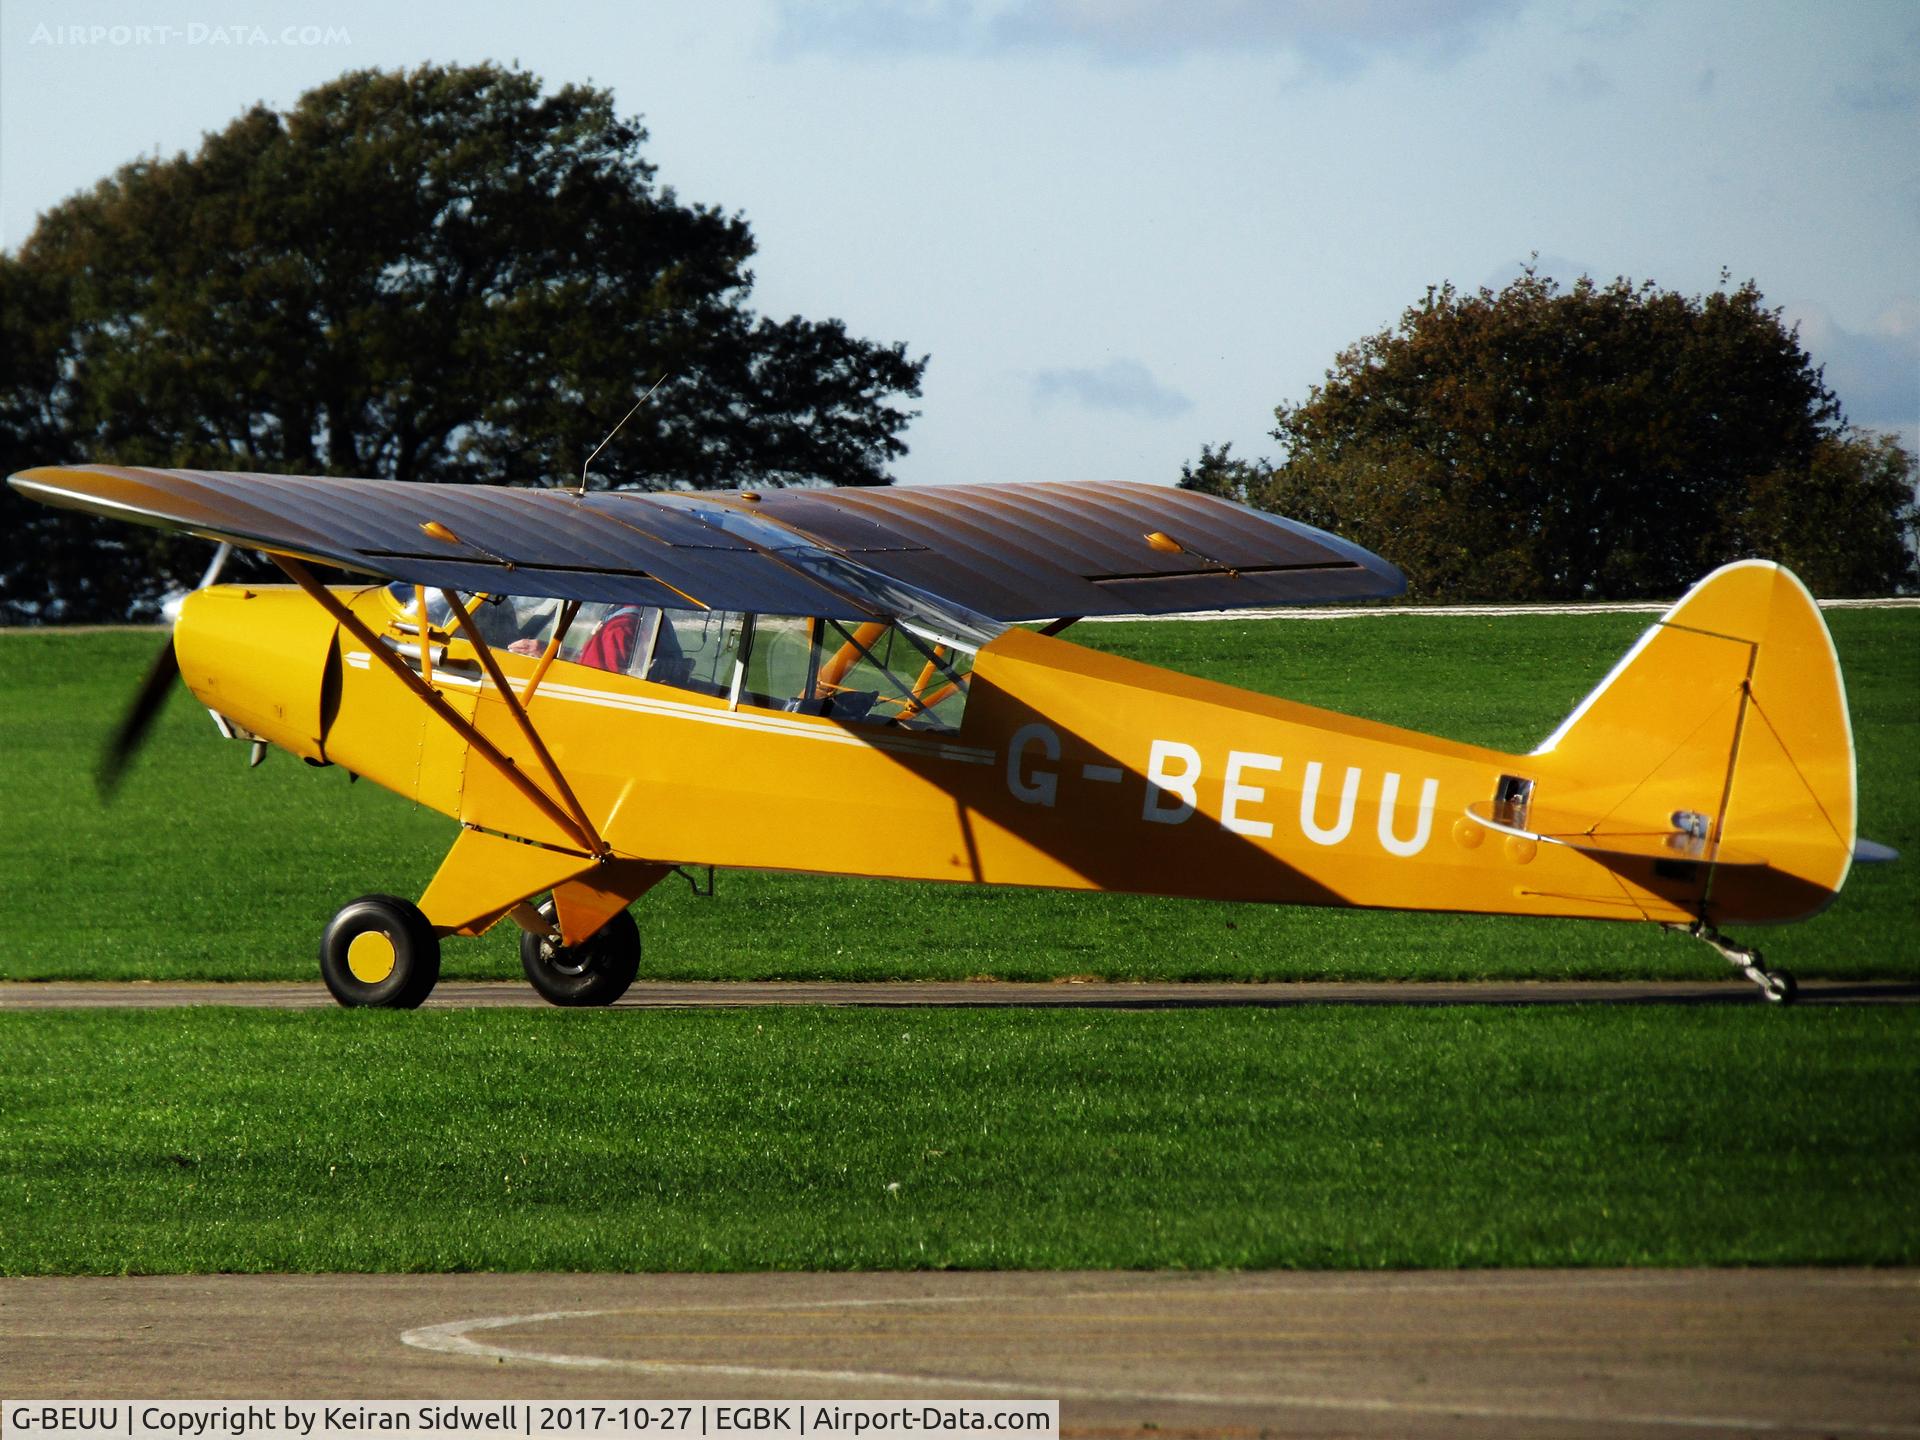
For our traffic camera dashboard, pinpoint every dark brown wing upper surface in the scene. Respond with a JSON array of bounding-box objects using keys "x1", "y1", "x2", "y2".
[{"x1": 8, "y1": 465, "x2": 1403, "y2": 624}]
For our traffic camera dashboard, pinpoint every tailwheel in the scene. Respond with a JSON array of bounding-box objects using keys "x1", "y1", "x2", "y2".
[
  {"x1": 1678, "y1": 921, "x2": 1798, "y2": 1005},
  {"x1": 520, "y1": 900, "x2": 641, "y2": 1007},
  {"x1": 319, "y1": 894, "x2": 441, "y2": 1008}
]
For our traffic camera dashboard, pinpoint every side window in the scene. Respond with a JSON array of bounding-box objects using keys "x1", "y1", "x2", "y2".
[
  {"x1": 555, "y1": 605, "x2": 742, "y2": 696},
  {"x1": 561, "y1": 602, "x2": 650, "y2": 675},
  {"x1": 730, "y1": 616, "x2": 973, "y2": 730},
  {"x1": 547, "y1": 603, "x2": 973, "y2": 731},
  {"x1": 469, "y1": 593, "x2": 560, "y2": 652},
  {"x1": 665, "y1": 609, "x2": 747, "y2": 696},
  {"x1": 741, "y1": 616, "x2": 818, "y2": 708},
  {"x1": 815, "y1": 620, "x2": 972, "y2": 731}
]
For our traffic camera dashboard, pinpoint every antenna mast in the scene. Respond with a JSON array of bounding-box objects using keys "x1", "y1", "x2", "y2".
[{"x1": 577, "y1": 372, "x2": 672, "y2": 496}]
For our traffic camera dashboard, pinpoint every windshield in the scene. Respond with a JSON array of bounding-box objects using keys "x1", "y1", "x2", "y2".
[
  {"x1": 386, "y1": 583, "x2": 564, "y2": 651},
  {"x1": 386, "y1": 582, "x2": 457, "y2": 630}
]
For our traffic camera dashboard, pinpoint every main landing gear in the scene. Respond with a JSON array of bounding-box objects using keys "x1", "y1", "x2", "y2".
[
  {"x1": 1679, "y1": 921, "x2": 1798, "y2": 1004},
  {"x1": 518, "y1": 898, "x2": 642, "y2": 1007},
  {"x1": 319, "y1": 893, "x2": 641, "y2": 1008},
  {"x1": 319, "y1": 894, "x2": 442, "y2": 1009}
]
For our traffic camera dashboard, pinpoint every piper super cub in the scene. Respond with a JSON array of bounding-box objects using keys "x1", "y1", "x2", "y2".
[{"x1": 9, "y1": 464, "x2": 1883, "y2": 1006}]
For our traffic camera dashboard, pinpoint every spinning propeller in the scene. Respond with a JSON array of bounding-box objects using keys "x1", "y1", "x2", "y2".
[{"x1": 98, "y1": 542, "x2": 233, "y2": 796}]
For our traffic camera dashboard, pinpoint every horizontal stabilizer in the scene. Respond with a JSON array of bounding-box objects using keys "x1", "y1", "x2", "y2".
[{"x1": 1462, "y1": 800, "x2": 1768, "y2": 868}]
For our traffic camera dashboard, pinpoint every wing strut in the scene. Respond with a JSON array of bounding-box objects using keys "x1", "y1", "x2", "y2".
[
  {"x1": 412, "y1": 586, "x2": 435, "y2": 688},
  {"x1": 272, "y1": 557, "x2": 602, "y2": 856},
  {"x1": 518, "y1": 599, "x2": 580, "y2": 706},
  {"x1": 441, "y1": 589, "x2": 606, "y2": 856}
]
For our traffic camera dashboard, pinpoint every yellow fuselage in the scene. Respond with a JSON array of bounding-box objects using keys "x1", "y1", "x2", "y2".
[{"x1": 174, "y1": 576, "x2": 1848, "y2": 939}]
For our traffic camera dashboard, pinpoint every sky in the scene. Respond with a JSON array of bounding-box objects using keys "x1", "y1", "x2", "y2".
[{"x1": 2, "y1": 0, "x2": 1915, "y2": 488}]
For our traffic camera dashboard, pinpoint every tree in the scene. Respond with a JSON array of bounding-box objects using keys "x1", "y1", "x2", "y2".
[
  {"x1": 1737, "y1": 429, "x2": 1919, "y2": 596},
  {"x1": 0, "y1": 63, "x2": 927, "y2": 621},
  {"x1": 1189, "y1": 271, "x2": 1915, "y2": 599},
  {"x1": 1176, "y1": 442, "x2": 1265, "y2": 506}
]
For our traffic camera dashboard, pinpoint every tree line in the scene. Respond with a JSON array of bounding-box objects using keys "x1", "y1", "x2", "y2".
[
  {"x1": 1181, "y1": 271, "x2": 1916, "y2": 599},
  {"x1": 4, "y1": 63, "x2": 1911, "y2": 620},
  {"x1": 0, "y1": 63, "x2": 926, "y2": 621}
]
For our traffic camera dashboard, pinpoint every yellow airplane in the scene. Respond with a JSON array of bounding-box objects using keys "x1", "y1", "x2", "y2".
[{"x1": 10, "y1": 464, "x2": 1880, "y2": 1007}]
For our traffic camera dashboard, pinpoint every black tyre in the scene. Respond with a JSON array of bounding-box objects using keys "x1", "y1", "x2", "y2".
[
  {"x1": 319, "y1": 894, "x2": 441, "y2": 1009},
  {"x1": 520, "y1": 901, "x2": 641, "y2": 1007},
  {"x1": 1762, "y1": 969, "x2": 1798, "y2": 1005}
]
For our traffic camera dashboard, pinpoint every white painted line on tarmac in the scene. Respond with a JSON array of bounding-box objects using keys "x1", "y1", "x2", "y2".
[{"x1": 399, "y1": 1286, "x2": 1920, "y2": 1437}]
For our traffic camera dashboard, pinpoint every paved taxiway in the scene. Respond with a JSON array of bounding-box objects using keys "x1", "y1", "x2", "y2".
[
  {"x1": 2, "y1": 978, "x2": 1915, "y2": 1008},
  {"x1": 3, "y1": 1270, "x2": 1916, "y2": 1436},
  {"x1": 7, "y1": 980, "x2": 1914, "y2": 1435}
]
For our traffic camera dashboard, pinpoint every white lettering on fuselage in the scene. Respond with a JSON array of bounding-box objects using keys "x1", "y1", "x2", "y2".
[
  {"x1": 1004, "y1": 725, "x2": 1441, "y2": 857},
  {"x1": 1378, "y1": 771, "x2": 1441, "y2": 856},
  {"x1": 1007, "y1": 722, "x2": 1061, "y2": 807},
  {"x1": 1300, "y1": 760, "x2": 1361, "y2": 845},
  {"x1": 1144, "y1": 739, "x2": 1201, "y2": 824},
  {"x1": 1221, "y1": 751, "x2": 1283, "y2": 837}
]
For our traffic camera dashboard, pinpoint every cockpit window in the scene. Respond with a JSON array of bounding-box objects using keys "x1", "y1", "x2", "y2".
[
  {"x1": 553, "y1": 604, "x2": 737, "y2": 694},
  {"x1": 557, "y1": 604, "x2": 971, "y2": 728},
  {"x1": 389, "y1": 584, "x2": 974, "y2": 731},
  {"x1": 473, "y1": 594, "x2": 562, "y2": 652},
  {"x1": 730, "y1": 615, "x2": 971, "y2": 730},
  {"x1": 386, "y1": 582, "x2": 457, "y2": 631},
  {"x1": 811, "y1": 618, "x2": 972, "y2": 730},
  {"x1": 386, "y1": 583, "x2": 560, "y2": 653},
  {"x1": 743, "y1": 615, "x2": 816, "y2": 704},
  {"x1": 558, "y1": 602, "x2": 650, "y2": 675}
]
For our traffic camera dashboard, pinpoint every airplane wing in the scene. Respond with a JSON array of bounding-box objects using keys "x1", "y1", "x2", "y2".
[
  {"x1": 7, "y1": 465, "x2": 1404, "y2": 628},
  {"x1": 749, "y1": 481, "x2": 1404, "y2": 616}
]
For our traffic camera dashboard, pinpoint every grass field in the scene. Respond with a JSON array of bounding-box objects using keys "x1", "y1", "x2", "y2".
[
  {"x1": 2, "y1": 610, "x2": 1916, "y2": 1278},
  {"x1": 2, "y1": 611, "x2": 1913, "y2": 984},
  {"x1": 2, "y1": 1005, "x2": 1914, "y2": 1274}
]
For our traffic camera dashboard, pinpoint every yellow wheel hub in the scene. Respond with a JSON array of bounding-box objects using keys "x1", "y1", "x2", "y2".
[{"x1": 346, "y1": 930, "x2": 398, "y2": 984}]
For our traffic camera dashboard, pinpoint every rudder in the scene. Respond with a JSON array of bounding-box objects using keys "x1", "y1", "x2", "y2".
[{"x1": 1526, "y1": 561, "x2": 1856, "y2": 924}]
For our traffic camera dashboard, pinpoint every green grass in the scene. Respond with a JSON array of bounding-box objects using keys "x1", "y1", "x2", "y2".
[
  {"x1": 1, "y1": 612, "x2": 1914, "y2": 983},
  {"x1": 2, "y1": 1005, "x2": 1914, "y2": 1274},
  {"x1": 3, "y1": 617, "x2": 1914, "y2": 1280}
]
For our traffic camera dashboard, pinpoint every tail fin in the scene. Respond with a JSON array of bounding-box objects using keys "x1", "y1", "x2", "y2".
[{"x1": 1525, "y1": 561, "x2": 1856, "y2": 924}]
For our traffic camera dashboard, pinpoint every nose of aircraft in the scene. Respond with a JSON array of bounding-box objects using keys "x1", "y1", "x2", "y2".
[{"x1": 174, "y1": 583, "x2": 341, "y2": 763}]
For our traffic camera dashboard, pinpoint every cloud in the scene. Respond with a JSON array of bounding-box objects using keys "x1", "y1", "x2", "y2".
[
  {"x1": 771, "y1": 0, "x2": 980, "y2": 58},
  {"x1": 773, "y1": 0, "x2": 1521, "y2": 72},
  {"x1": 1836, "y1": 73, "x2": 1920, "y2": 114},
  {"x1": 1834, "y1": 25, "x2": 1920, "y2": 113},
  {"x1": 1031, "y1": 358, "x2": 1193, "y2": 418},
  {"x1": 1782, "y1": 299, "x2": 1920, "y2": 443},
  {"x1": 1548, "y1": 58, "x2": 1614, "y2": 99},
  {"x1": 990, "y1": 0, "x2": 1521, "y2": 68},
  {"x1": 1565, "y1": 7, "x2": 1639, "y2": 41}
]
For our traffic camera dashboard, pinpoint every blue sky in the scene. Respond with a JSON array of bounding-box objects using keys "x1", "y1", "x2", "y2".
[{"x1": 3, "y1": 0, "x2": 1915, "y2": 486}]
